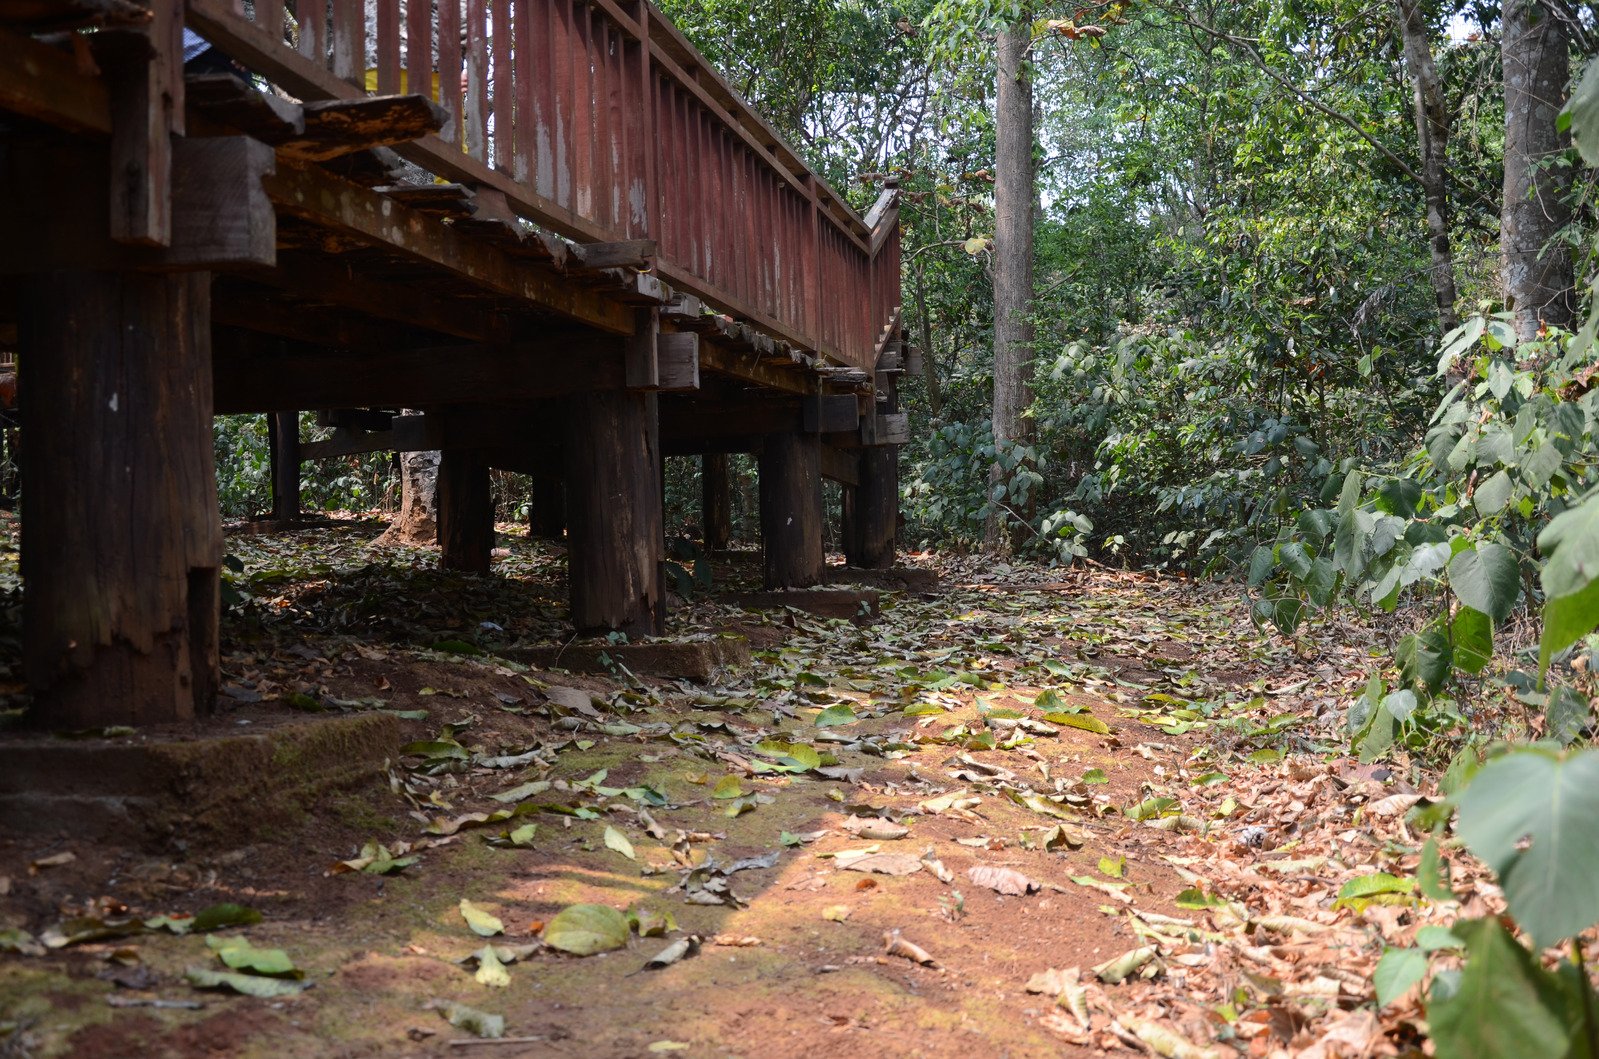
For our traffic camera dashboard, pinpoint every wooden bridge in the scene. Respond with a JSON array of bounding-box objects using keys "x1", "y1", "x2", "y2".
[{"x1": 0, "y1": 0, "x2": 909, "y2": 728}]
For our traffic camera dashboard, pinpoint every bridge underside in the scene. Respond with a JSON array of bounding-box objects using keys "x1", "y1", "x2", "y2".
[{"x1": 0, "y1": 17, "x2": 911, "y2": 730}]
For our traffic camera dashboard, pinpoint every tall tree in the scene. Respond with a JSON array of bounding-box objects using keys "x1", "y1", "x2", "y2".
[
  {"x1": 1397, "y1": 0, "x2": 1460, "y2": 333},
  {"x1": 1501, "y1": 0, "x2": 1575, "y2": 341},
  {"x1": 987, "y1": 17, "x2": 1036, "y2": 552}
]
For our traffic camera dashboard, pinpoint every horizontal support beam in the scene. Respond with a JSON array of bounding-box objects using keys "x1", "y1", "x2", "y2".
[
  {"x1": 260, "y1": 160, "x2": 636, "y2": 335},
  {"x1": 0, "y1": 27, "x2": 112, "y2": 135},
  {"x1": 0, "y1": 135, "x2": 276, "y2": 272},
  {"x1": 213, "y1": 330, "x2": 624, "y2": 413},
  {"x1": 820, "y1": 445, "x2": 860, "y2": 487}
]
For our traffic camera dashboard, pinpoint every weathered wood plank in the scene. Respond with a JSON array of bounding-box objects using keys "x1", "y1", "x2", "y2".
[
  {"x1": 186, "y1": 72, "x2": 306, "y2": 141},
  {"x1": 274, "y1": 93, "x2": 448, "y2": 161},
  {"x1": 0, "y1": 27, "x2": 112, "y2": 134}
]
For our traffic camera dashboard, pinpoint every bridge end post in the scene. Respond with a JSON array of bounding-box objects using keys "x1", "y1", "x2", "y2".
[
  {"x1": 842, "y1": 445, "x2": 899, "y2": 569},
  {"x1": 564, "y1": 390, "x2": 665, "y2": 637},
  {"x1": 759, "y1": 432, "x2": 824, "y2": 589},
  {"x1": 20, "y1": 269, "x2": 222, "y2": 728}
]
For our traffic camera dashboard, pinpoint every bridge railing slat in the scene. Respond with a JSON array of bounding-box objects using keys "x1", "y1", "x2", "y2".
[{"x1": 185, "y1": 0, "x2": 898, "y2": 370}]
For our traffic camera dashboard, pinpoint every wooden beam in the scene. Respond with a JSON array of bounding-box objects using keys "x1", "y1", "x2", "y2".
[
  {"x1": 626, "y1": 308, "x2": 659, "y2": 389},
  {"x1": 212, "y1": 331, "x2": 625, "y2": 414},
  {"x1": 186, "y1": 73, "x2": 306, "y2": 141},
  {"x1": 660, "y1": 398, "x2": 801, "y2": 440},
  {"x1": 820, "y1": 445, "x2": 860, "y2": 487},
  {"x1": 803, "y1": 393, "x2": 859, "y2": 434},
  {"x1": 276, "y1": 94, "x2": 448, "y2": 161},
  {"x1": 260, "y1": 160, "x2": 634, "y2": 334},
  {"x1": 247, "y1": 253, "x2": 510, "y2": 343},
  {"x1": 571, "y1": 239, "x2": 656, "y2": 271},
  {"x1": 98, "y1": 7, "x2": 182, "y2": 246},
  {"x1": 696, "y1": 340, "x2": 813, "y2": 395},
  {"x1": 657, "y1": 333, "x2": 700, "y2": 392},
  {"x1": 0, "y1": 27, "x2": 112, "y2": 135},
  {"x1": 0, "y1": 135, "x2": 275, "y2": 272}
]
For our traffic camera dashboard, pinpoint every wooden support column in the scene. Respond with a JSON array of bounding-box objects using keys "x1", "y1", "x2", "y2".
[
  {"x1": 702, "y1": 452, "x2": 732, "y2": 550},
  {"x1": 20, "y1": 270, "x2": 221, "y2": 728},
  {"x1": 564, "y1": 391, "x2": 664, "y2": 637},
  {"x1": 437, "y1": 449, "x2": 493, "y2": 573},
  {"x1": 843, "y1": 445, "x2": 898, "y2": 569},
  {"x1": 529, "y1": 476, "x2": 565, "y2": 540},
  {"x1": 268, "y1": 410, "x2": 302, "y2": 521},
  {"x1": 760, "y1": 432, "x2": 824, "y2": 589}
]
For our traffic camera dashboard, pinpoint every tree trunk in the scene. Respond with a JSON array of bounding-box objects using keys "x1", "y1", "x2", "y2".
[
  {"x1": 383, "y1": 446, "x2": 439, "y2": 546},
  {"x1": 986, "y1": 18, "x2": 1036, "y2": 553},
  {"x1": 1397, "y1": 0, "x2": 1460, "y2": 334},
  {"x1": 914, "y1": 260, "x2": 943, "y2": 418},
  {"x1": 21, "y1": 270, "x2": 221, "y2": 728},
  {"x1": 1501, "y1": 0, "x2": 1574, "y2": 342},
  {"x1": 701, "y1": 452, "x2": 732, "y2": 550},
  {"x1": 268, "y1": 410, "x2": 302, "y2": 521}
]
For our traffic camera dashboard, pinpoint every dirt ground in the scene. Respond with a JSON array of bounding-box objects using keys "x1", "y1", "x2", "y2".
[{"x1": 0, "y1": 522, "x2": 1474, "y2": 1057}]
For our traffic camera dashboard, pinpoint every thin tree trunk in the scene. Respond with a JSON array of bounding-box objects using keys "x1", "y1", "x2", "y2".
[
  {"x1": 914, "y1": 260, "x2": 943, "y2": 418},
  {"x1": 382, "y1": 447, "x2": 440, "y2": 546},
  {"x1": 1501, "y1": 0, "x2": 1574, "y2": 342},
  {"x1": 1397, "y1": 0, "x2": 1459, "y2": 334},
  {"x1": 986, "y1": 18, "x2": 1036, "y2": 553}
]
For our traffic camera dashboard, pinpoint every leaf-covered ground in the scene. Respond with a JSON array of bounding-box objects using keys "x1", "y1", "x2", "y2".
[{"x1": 0, "y1": 522, "x2": 1497, "y2": 1057}]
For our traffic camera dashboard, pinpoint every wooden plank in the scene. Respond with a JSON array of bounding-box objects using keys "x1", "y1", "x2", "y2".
[
  {"x1": 301, "y1": 414, "x2": 437, "y2": 460},
  {"x1": 330, "y1": 0, "x2": 360, "y2": 82},
  {"x1": 259, "y1": 159, "x2": 634, "y2": 334},
  {"x1": 656, "y1": 332, "x2": 699, "y2": 392},
  {"x1": 438, "y1": 0, "x2": 463, "y2": 141},
  {"x1": 490, "y1": 0, "x2": 511, "y2": 170},
  {"x1": 211, "y1": 330, "x2": 627, "y2": 413},
  {"x1": 0, "y1": 135, "x2": 275, "y2": 272},
  {"x1": 570, "y1": 238, "x2": 655, "y2": 271},
  {"x1": 464, "y1": 0, "x2": 487, "y2": 157},
  {"x1": 274, "y1": 93, "x2": 447, "y2": 160},
  {"x1": 0, "y1": 0, "x2": 147, "y2": 30},
  {"x1": 0, "y1": 26, "x2": 112, "y2": 134},
  {"x1": 372, "y1": 182, "x2": 476, "y2": 216},
  {"x1": 376, "y1": 0, "x2": 399, "y2": 94}
]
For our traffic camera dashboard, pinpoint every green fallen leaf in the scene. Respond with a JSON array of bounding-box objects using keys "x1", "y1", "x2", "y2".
[
  {"x1": 186, "y1": 966, "x2": 308, "y2": 997},
  {"x1": 1044, "y1": 712, "x2": 1111, "y2": 734},
  {"x1": 459, "y1": 899, "x2": 505, "y2": 937},
  {"x1": 815, "y1": 704, "x2": 858, "y2": 726},
  {"x1": 712, "y1": 775, "x2": 744, "y2": 799},
  {"x1": 1081, "y1": 768, "x2": 1109, "y2": 784},
  {"x1": 604, "y1": 826, "x2": 636, "y2": 861},
  {"x1": 206, "y1": 936, "x2": 302, "y2": 978},
  {"x1": 542, "y1": 904, "x2": 629, "y2": 956},
  {"x1": 486, "y1": 823, "x2": 538, "y2": 849}
]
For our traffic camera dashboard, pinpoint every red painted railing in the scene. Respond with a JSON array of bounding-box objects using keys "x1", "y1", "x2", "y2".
[{"x1": 185, "y1": 0, "x2": 901, "y2": 371}]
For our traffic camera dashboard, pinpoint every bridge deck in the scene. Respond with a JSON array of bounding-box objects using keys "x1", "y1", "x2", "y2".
[{"x1": 0, "y1": 0, "x2": 909, "y2": 728}]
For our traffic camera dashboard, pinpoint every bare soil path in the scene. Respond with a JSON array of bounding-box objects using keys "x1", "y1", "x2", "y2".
[{"x1": 0, "y1": 525, "x2": 1462, "y2": 1058}]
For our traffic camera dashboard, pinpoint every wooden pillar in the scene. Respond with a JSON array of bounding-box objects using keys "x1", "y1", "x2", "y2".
[
  {"x1": 843, "y1": 446, "x2": 898, "y2": 569},
  {"x1": 268, "y1": 409, "x2": 302, "y2": 521},
  {"x1": 564, "y1": 390, "x2": 664, "y2": 637},
  {"x1": 438, "y1": 449, "x2": 493, "y2": 573},
  {"x1": 20, "y1": 270, "x2": 221, "y2": 728},
  {"x1": 702, "y1": 452, "x2": 731, "y2": 550},
  {"x1": 528, "y1": 475, "x2": 565, "y2": 540},
  {"x1": 759, "y1": 432, "x2": 823, "y2": 589}
]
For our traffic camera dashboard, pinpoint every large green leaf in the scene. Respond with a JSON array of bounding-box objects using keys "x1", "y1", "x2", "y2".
[
  {"x1": 1455, "y1": 749, "x2": 1599, "y2": 948},
  {"x1": 1452, "y1": 607, "x2": 1492, "y2": 675},
  {"x1": 1449, "y1": 543, "x2": 1521, "y2": 624},
  {"x1": 1373, "y1": 946, "x2": 1427, "y2": 1007},
  {"x1": 1564, "y1": 56, "x2": 1599, "y2": 166},
  {"x1": 1539, "y1": 495, "x2": 1599, "y2": 677},
  {"x1": 1427, "y1": 918, "x2": 1589, "y2": 1059}
]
